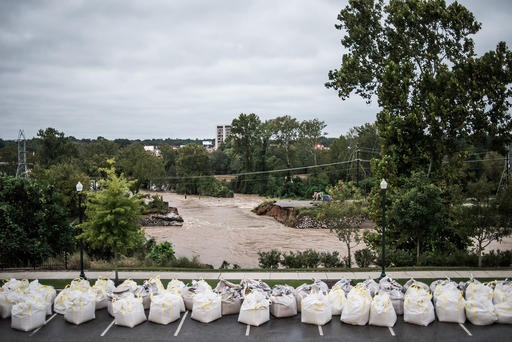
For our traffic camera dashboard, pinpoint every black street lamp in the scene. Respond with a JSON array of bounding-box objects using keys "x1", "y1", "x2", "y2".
[
  {"x1": 379, "y1": 179, "x2": 388, "y2": 280},
  {"x1": 76, "y1": 181, "x2": 86, "y2": 280}
]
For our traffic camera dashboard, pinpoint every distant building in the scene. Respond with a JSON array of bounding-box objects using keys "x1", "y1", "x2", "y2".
[
  {"x1": 144, "y1": 145, "x2": 161, "y2": 156},
  {"x1": 215, "y1": 125, "x2": 231, "y2": 150}
]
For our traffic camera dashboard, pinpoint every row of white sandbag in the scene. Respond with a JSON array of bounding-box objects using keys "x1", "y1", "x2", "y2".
[{"x1": 1, "y1": 279, "x2": 57, "y2": 332}]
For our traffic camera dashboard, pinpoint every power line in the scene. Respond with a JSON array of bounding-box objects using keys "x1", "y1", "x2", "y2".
[{"x1": 158, "y1": 158, "x2": 373, "y2": 181}]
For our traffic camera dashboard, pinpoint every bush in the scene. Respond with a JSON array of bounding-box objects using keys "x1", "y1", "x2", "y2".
[
  {"x1": 220, "y1": 260, "x2": 230, "y2": 269},
  {"x1": 281, "y1": 251, "x2": 304, "y2": 268},
  {"x1": 301, "y1": 249, "x2": 321, "y2": 268},
  {"x1": 355, "y1": 248, "x2": 376, "y2": 267},
  {"x1": 143, "y1": 195, "x2": 169, "y2": 214},
  {"x1": 320, "y1": 251, "x2": 341, "y2": 268},
  {"x1": 257, "y1": 249, "x2": 281, "y2": 269},
  {"x1": 147, "y1": 241, "x2": 176, "y2": 266},
  {"x1": 481, "y1": 250, "x2": 512, "y2": 267},
  {"x1": 170, "y1": 255, "x2": 202, "y2": 268}
]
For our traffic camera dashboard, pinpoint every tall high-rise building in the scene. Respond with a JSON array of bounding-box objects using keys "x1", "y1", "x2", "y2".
[{"x1": 215, "y1": 124, "x2": 231, "y2": 150}]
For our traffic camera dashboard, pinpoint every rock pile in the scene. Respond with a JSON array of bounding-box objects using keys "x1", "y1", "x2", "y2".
[{"x1": 139, "y1": 207, "x2": 184, "y2": 226}]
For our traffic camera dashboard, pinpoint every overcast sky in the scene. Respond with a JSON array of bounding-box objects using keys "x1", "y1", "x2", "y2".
[{"x1": 1, "y1": 0, "x2": 511, "y2": 140}]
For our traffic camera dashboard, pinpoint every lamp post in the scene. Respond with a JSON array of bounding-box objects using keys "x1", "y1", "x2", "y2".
[
  {"x1": 76, "y1": 181, "x2": 86, "y2": 280},
  {"x1": 379, "y1": 179, "x2": 387, "y2": 280}
]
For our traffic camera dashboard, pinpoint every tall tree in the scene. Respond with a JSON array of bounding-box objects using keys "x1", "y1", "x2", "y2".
[
  {"x1": 269, "y1": 115, "x2": 300, "y2": 169},
  {"x1": 229, "y1": 113, "x2": 262, "y2": 172},
  {"x1": 298, "y1": 118, "x2": 327, "y2": 166},
  {"x1": 116, "y1": 142, "x2": 165, "y2": 192},
  {"x1": 80, "y1": 166, "x2": 143, "y2": 283},
  {"x1": 326, "y1": 0, "x2": 512, "y2": 179},
  {"x1": 175, "y1": 144, "x2": 211, "y2": 195},
  {"x1": 35, "y1": 128, "x2": 77, "y2": 168},
  {"x1": 0, "y1": 176, "x2": 74, "y2": 267}
]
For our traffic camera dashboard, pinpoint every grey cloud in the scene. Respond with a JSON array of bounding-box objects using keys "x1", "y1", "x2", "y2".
[{"x1": 0, "y1": 0, "x2": 510, "y2": 140}]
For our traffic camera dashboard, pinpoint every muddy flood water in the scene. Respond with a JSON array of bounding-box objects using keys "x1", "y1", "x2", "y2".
[{"x1": 142, "y1": 191, "x2": 512, "y2": 268}]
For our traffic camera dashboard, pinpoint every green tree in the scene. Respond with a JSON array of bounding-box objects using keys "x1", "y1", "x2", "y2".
[
  {"x1": 175, "y1": 144, "x2": 211, "y2": 195},
  {"x1": 116, "y1": 142, "x2": 165, "y2": 192},
  {"x1": 387, "y1": 172, "x2": 448, "y2": 264},
  {"x1": 298, "y1": 118, "x2": 327, "y2": 166},
  {"x1": 269, "y1": 116, "x2": 300, "y2": 168},
  {"x1": 80, "y1": 166, "x2": 144, "y2": 283},
  {"x1": 31, "y1": 161, "x2": 89, "y2": 217},
  {"x1": 317, "y1": 200, "x2": 366, "y2": 268},
  {"x1": 326, "y1": 0, "x2": 512, "y2": 179},
  {"x1": 35, "y1": 128, "x2": 77, "y2": 168},
  {"x1": 0, "y1": 176, "x2": 74, "y2": 267},
  {"x1": 229, "y1": 113, "x2": 262, "y2": 172}
]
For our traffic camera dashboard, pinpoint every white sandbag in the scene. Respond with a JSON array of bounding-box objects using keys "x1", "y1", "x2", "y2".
[
  {"x1": 369, "y1": 292, "x2": 396, "y2": 327},
  {"x1": 113, "y1": 294, "x2": 147, "y2": 328},
  {"x1": 270, "y1": 285, "x2": 297, "y2": 318},
  {"x1": 404, "y1": 279, "x2": 430, "y2": 293},
  {"x1": 495, "y1": 300, "x2": 512, "y2": 324},
  {"x1": 64, "y1": 292, "x2": 96, "y2": 325},
  {"x1": 215, "y1": 280, "x2": 242, "y2": 315},
  {"x1": 134, "y1": 286, "x2": 151, "y2": 310},
  {"x1": 465, "y1": 300, "x2": 497, "y2": 325},
  {"x1": 38, "y1": 285, "x2": 57, "y2": 310},
  {"x1": 241, "y1": 279, "x2": 272, "y2": 299},
  {"x1": 435, "y1": 284, "x2": 465, "y2": 323},
  {"x1": 404, "y1": 286, "x2": 435, "y2": 326},
  {"x1": 167, "y1": 279, "x2": 186, "y2": 294},
  {"x1": 148, "y1": 292, "x2": 181, "y2": 325},
  {"x1": 328, "y1": 287, "x2": 346, "y2": 315},
  {"x1": 301, "y1": 292, "x2": 331, "y2": 326},
  {"x1": 465, "y1": 281, "x2": 493, "y2": 302},
  {"x1": 333, "y1": 278, "x2": 354, "y2": 294},
  {"x1": 0, "y1": 290, "x2": 21, "y2": 319},
  {"x1": 70, "y1": 278, "x2": 91, "y2": 291},
  {"x1": 11, "y1": 301, "x2": 46, "y2": 332},
  {"x1": 3, "y1": 278, "x2": 29, "y2": 292},
  {"x1": 191, "y1": 290, "x2": 222, "y2": 323},
  {"x1": 341, "y1": 285, "x2": 371, "y2": 326},
  {"x1": 183, "y1": 280, "x2": 213, "y2": 311},
  {"x1": 95, "y1": 277, "x2": 115, "y2": 293},
  {"x1": 146, "y1": 276, "x2": 165, "y2": 293},
  {"x1": 119, "y1": 279, "x2": 138, "y2": 292},
  {"x1": 379, "y1": 276, "x2": 404, "y2": 315},
  {"x1": 92, "y1": 285, "x2": 108, "y2": 310},
  {"x1": 24, "y1": 292, "x2": 52, "y2": 316},
  {"x1": 239, "y1": 291, "x2": 270, "y2": 326},
  {"x1": 294, "y1": 279, "x2": 328, "y2": 312},
  {"x1": 432, "y1": 279, "x2": 458, "y2": 304},
  {"x1": 362, "y1": 279, "x2": 380, "y2": 298},
  {"x1": 166, "y1": 287, "x2": 186, "y2": 313},
  {"x1": 54, "y1": 289, "x2": 80, "y2": 315},
  {"x1": 107, "y1": 290, "x2": 131, "y2": 317},
  {"x1": 493, "y1": 280, "x2": 512, "y2": 305}
]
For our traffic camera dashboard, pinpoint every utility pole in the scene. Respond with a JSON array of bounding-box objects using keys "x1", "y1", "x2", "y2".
[{"x1": 16, "y1": 130, "x2": 28, "y2": 178}]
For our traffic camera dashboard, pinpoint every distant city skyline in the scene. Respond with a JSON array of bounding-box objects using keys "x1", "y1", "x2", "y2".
[{"x1": 1, "y1": 1, "x2": 511, "y2": 140}]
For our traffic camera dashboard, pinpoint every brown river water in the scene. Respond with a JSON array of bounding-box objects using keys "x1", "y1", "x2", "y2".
[{"x1": 142, "y1": 191, "x2": 512, "y2": 268}]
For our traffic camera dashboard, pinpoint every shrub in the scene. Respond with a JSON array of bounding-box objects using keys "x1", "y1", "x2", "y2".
[
  {"x1": 220, "y1": 260, "x2": 230, "y2": 269},
  {"x1": 389, "y1": 249, "x2": 416, "y2": 267},
  {"x1": 301, "y1": 249, "x2": 321, "y2": 268},
  {"x1": 481, "y1": 250, "x2": 512, "y2": 267},
  {"x1": 232, "y1": 264, "x2": 241, "y2": 269},
  {"x1": 170, "y1": 255, "x2": 202, "y2": 268},
  {"x1": 257, "y1": 249, "x2": 281, "y2": 269},
  {"x1": 320, "y1": 251, "x2": 341, "y2": 268},
  {"x1": 355, "y1": 248, "x2": 376, "y2": 267},
  {"x1": 143, "y1": 195, "x2": 169, "y2": 214},
  {"x1": 147, "y1": 241, "x2": 176, "y2": 266},
  {"x1": 281, "y1": 251, "x2": 304, "y2": 268}
]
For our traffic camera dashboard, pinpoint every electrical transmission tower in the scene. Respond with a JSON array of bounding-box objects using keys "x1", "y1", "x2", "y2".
[{"x1": 16, "y1": 129, "x2": 28, "y2": 178}]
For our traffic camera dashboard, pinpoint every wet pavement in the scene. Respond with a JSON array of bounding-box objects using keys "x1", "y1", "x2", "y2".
[{"x1": 2, "y1": 308, "x2": 511, "y2": 342}]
